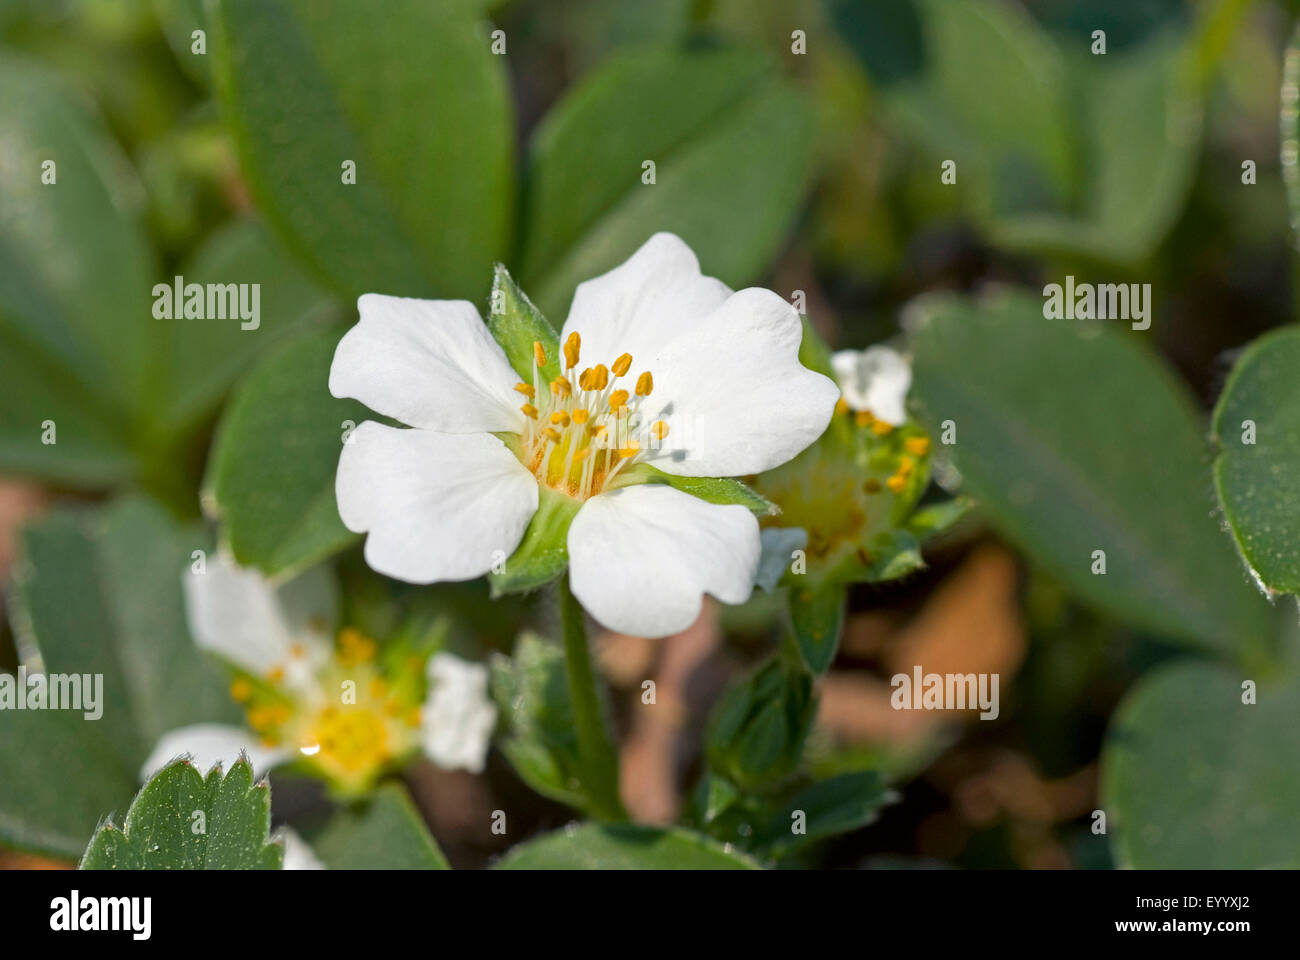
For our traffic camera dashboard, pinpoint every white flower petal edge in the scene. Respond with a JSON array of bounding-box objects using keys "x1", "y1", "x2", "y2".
[
  {"x1": 139, "y1": 723, "x2": 290, "y2": 782},
  {"x1": 568, "y1": 484, "x2": 760, "y2": 637},
  {"x1": 831, "y1": 346, "x2": 911, "y2": 426},
  {"x1": 421, "y1": 652, "x2": 498, "y2": 774},
  {"x1": 756, "y1": 527, "x2": 809, "y2": 593},
  {"x1": 277, "y1": 827, "x2": 326, "y2": 870},
  {"x1": 645, "y1": 288, "x2": 841, "y2": 477},
  {"x1": 336, "y1": 422, "x2": 539, "y2": 584},
  {"x1": 183, "y1": 554, "x2": 334, "y2": 686},
  {"x1": 561, "y1": 232, "x2": 732, "y2": 368},
  {"x1": 330, "y1": 294, "x2": 523, "y2": 434}
]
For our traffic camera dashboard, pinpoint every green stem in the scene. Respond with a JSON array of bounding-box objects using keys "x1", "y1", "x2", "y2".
[{"x1": 558, "y1": 574, "x2": 626, "y2": 821}]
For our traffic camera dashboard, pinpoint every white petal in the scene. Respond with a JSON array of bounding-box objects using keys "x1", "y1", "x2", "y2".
[
  {"x1": 330, "y1": 294, "x2": 524, "y2": 433},
  {"x1": 568, "y1": 484, "x2": 759, "y2": 637},
  {"x1": 831, "y1": 346, "x2": 911, "y2": 425},
  {"x1": 560, "y1": 233, "x2": 731, "y2": 371},
  {"x1": 755, "y1": 527, "x2": 809, "y2": 593},
  {"x1": 140, "y1": 724, "x2": 289, "y2": 782},
  {"x1": 421, "y1": 652, "x2": 497, "y2": 773},
  {"x1": 336, "y1": 422, "x2": 539, "y2": 584},
  {"x1": 643, "y1": 288, "x2": 840, "y2": 477},
  {"x1": 277, "y1": 827, "x2": 327, "y2": 870},
  {"x1": 183, "y1": 555, "x2": 335, "y2": 682}
]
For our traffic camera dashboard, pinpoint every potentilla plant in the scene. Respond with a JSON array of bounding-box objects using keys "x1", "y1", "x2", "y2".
[
  {"x1": 326, "y1": 233, "x2": 839, "y2": 817},
  {"x1": 144, "y1": 554, "x2": 496, "y2": 797}
]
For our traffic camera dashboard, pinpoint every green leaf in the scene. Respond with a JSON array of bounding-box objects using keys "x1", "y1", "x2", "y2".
[
  {"x1": 1280, "y1": 20, "x2": 1300, "y2": 244},
  {"x1": 495, "y1": 823, "x2": 760, "y2": 870},
  {"x1": 755, "y1": 771, "x2": 897, "y2": 855},
  {"x1": 707, "y1": 657, "x2": 816, "y2": 790},
  {"x1": 157, "y1": 218, "x2": 337, "y2": 437},
  {"x1": 1212, "y1": 326, "x2": 1300, "y2": 598},
  {"x1": 210, "y1": 0, "x2": 512, "y2": 301},
  {"x1": 79, "y1": 757, "x2": 283, "y2": 869},
  {"x1": 205, "y1": 325, "x2": 366, "y2": 577},
  {"x1": 788, "y1": 579, "x2": 846, "y2": 674},
  {"x1": 520, "y1": 46, "x2": 813, "y2": 318},
  {"x1": 992, "y1": 32, "x2": 1200, "y2": 262},
  {"x1": 0, "y1": 498, "x2": 239, "y2": 858},
  {"x1": 487, "y1": 264, "x2": 561, "y2": 384},
  {"x1": 627, "y1": 464, "x2": 778, "y2": 516},
  {"x1": 489, "y1": 486, "x2": 580, "y2": 598},
  {"x1": 909, "y1": 291, "x2": 1271, "y2": 657},
  {"x1": 1102, "y1": 660, "x2": 1300, "y2": 868},
  {"x1": 489, "y1": 633, "x2": 587, "y2": 811},
  {"x1": 0, "y1": 55, "x2": 155, "y2": 485},
  {"x1": 308, "y1": 783, "x2": 449, "y2": 869}
]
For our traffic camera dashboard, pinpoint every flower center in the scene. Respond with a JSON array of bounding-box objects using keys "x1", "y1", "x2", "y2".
[{"x1": 514, "y1": 332, "x2": 668, "y2": 499}]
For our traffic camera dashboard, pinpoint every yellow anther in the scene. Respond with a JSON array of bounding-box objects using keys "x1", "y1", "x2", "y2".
[
  {"x1": 897, "y1": 455, "x2": 915, "y2": 477},
  {"x1": 571, "y1": 408, "x2": 589, "y2": 424},
  {"x1": 589, "y1": 424, "x2": 607, "y2": 437},
  {"x1": 871, "y1": 419, "x2": 894, "y2": 436},
  {"x1": 514, "y1": 382, "x2": 536, "y2": 398},
  {"x1": 542, "y1": 427, "x2": 562, "y2": 443},
  {"x1": 578, "y1": 368, "x2": 595, "y2": 391},
  {"x1": 230, "y1": 678, "x2": 252, "y2": 703},
  {"x1": 886, "y1": 474, "x2": 907, "y2": 493},
  {"x1": 550, "y1": 411, "x2": 571, "y2": 426},
  {"x1": 635, "y1": 371, "x2": 653, "y2": 396},
  {"x1": 651, "y1": 420, "x2": 669, "y2": 439},
  {"x1": 550, "y1": 376, "x2": 572, "y2": 397},
  {"x1": 905, "y1": 436, "x2": 931, "y2": 456},
  {"x1": 337, "y1": 627, "x2": 376, "y2": 665},
  {"x1": 608, "y1": 389, "x2": 630, "y2": 411},
  {"x1": 612, "y1": 353, "x2": 633, "y2": 377},
  {"x1": 617, "y1": 443, "x2": 640, "y2": 459},
  {"x1": 533, "y1": 341, "x2": 547, "y2": 367},
  {"x1": 591, "y1": 364, "x2": 609, "y2": 391},
  {"x1": 521, "y1": 403, "x2": 538, "y2": 419},
  {"x1": 835, "y1": 396, "x2": 850, "y2": 416},
  {"x1": 855, "y1": 410, "x2": 873, "y2": 428},
  {"x1": 564, "y1": 331, "x2": 581, "y2": 369}
]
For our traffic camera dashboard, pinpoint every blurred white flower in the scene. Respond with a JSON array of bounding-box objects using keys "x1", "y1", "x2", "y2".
[
  {"x1": 329, "y1": 232, "x2": 838, "y2": 637},
  {"x1": 141, "y1": 555, "x2": 493, "y2": 793},
  {"x1": 831, "y1": 345, "x2": 911, "y2": 426},
  {"x1": 420, "y1": 652, "x2": 497, "y2": 774}
]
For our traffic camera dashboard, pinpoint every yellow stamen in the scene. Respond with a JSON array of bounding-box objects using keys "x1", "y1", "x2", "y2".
[
  {"x1": 897, "y1": 455, "x2": 915, "y2": 477},
  {"x1": 835, "y1": 396, "x2": 850, "y2": 415},
  {"x1": 267, "y1": 666, "x2": 285, "y2": 685},
  {"x1": 608, "y1": 389, "x2": 629, "y2": 411},
  {"x1": 514, "y1": 382, "x2": 535, "y2": 398},
  {"x1": 635, "y1": 371, "x2": 653, "y2": 396},
  {"x1": 533, "y1": 341, "x2": 547, "y2": 367},
  {"x1": 542, "y1": 427, "x2": 562, "y2": 443},
  {"x1": 612, "y1": 353, "x2": 633, "y2": 377},
  {"x1": 855, "y1": 410, "x2": 873, "y2": 428},
  {"x1": 617, "y1": 443, "x2": 640, "y2": 459},
  {"x1": 564, "y1": 331, "x2": 581, "y2": 369},
  {"x1": 571, "y1": 408, "x2": 589, "y2": 424},
  {"x1": 550, "y1": 411, "x2": 571, "y2": 427},
  {"x1": 871, "y1": 419, "x2": 894, "y2": 436},
  {"x1": 905, "y1": 436, "x2": 931, "y2": 456},
  {"x1": 886, "y1": 474, "x2": 907, "y2": 493},
  {"x1": 229, "y1": 678, "x2": 252, "y2": 703},
  {"x1": 550, "y1": 376, "x2": 572, "y2": 398},
  {"x1": 521, "y1": 403, "x2": 538, "y2": 419}
]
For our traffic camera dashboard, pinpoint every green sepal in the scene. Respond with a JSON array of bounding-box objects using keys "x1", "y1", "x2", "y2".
[
  {"x1": 830, "y1": 528, "x2": 926, "y2": 585},
  {"x1": 624, "y1": 463, "x2": 778, "y2": 516},
  {"x1": 488, "y1": 263, "x2": 561, "y2": 384},
  {"x1": 489, "y1": 485, "x2": 581, "y2": 597},
  {"x1": 79, "y1": 757, "x2": 282, "y2": 870},
  {"x1": 752, "y1": 771, "x2": 897, "y2": 857},
  {"x1": 904, "y1": 496, "x2": 974, "y2": 543},
  {"x1": 788, "y1": 578, "x2": 848, "y2": 674}
]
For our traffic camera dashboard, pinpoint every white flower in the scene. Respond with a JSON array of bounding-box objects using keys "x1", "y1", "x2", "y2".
[
  {"x1": 141, "y1": 556, "x2": 495, "y2": 790},
  {"x1": 831, "y1": 346, "x2": 911, "y2": 426},
  {"x1": 420, "y1": 652, "x2": 497, "y2": 774},
  {"x1": 329, "y1": 233, "x2": 839, "y2": 637},
  {"x1": 278, "y1": 826, "x2": 327, "y2": 870}
]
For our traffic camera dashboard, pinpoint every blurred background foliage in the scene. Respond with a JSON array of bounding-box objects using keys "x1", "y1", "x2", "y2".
[{"x1": 1, "y1": 0, "x2": 1297, "y2": 869}]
